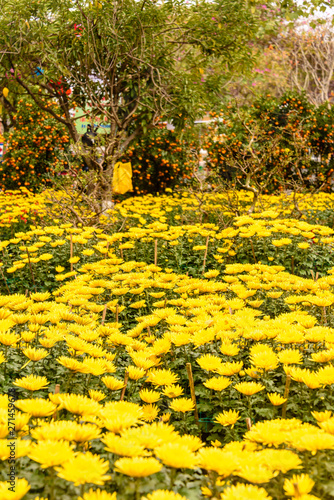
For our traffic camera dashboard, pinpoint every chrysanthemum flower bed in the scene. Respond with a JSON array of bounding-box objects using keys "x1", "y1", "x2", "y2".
[{"x1": 1, "y1": 190, "x2": 334, "y2": 499}]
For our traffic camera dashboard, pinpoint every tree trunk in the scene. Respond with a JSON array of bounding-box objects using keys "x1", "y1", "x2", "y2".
[
  {"x1": 243, "y1": 173, "x2": 259, "y2": 214},
  {"x1": 99, "y1": 158, "x2": 116, "y2": 214}
]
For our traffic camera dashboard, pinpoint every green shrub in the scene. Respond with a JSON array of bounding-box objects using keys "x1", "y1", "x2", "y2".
[
  {"x1": 122, "y1": 125, "x2": 198, "y2": 195},
  {"x1": 0, "y1": 97, "x2": 71, "y2": 191}
]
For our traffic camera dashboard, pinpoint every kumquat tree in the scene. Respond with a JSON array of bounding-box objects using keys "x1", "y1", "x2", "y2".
[
  {"x1": 0, "y1": 98, "x2": 73, "y2": 191},
  {"x1": 203, "y1": 92, "x2": 334, "y2": 213},
  {"x1": 2, "y1": 0, "x2": 334, "y2": 500}
]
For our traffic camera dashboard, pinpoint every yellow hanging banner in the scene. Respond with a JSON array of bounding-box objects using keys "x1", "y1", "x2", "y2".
[{"x1": 112, "y1": 162, "x2": 133, "y2": 195}]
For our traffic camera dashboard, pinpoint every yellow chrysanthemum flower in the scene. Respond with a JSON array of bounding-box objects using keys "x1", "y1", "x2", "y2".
[
  {"x1": 155, "y1": 442, "x2": 198, "y2": 469},
  {"x1": 272, "y1": 238, "x2": 291, "y2": 247},
  {"x1": 99, "y1": 401, "x2": 143, "y2": 433},
  {"x1": 162, "y1": 385, "x2": 184, "y2": 398},
  {"x1": 129, "y1": 300, "x2": 146, "y2": 309},
  {"x1": 174, "y1": 434, "x2": 203, "y2": 451},
  {"x1": 31, "y1": 292, "x2": 51, "y2": 302},
  {"x1": 56, "y1": 452, "x2": 111, "y2": 485},
  {"x1": 169, "y1": 398, "x2": 194, "y2": 413},
  {"x1": 220, "y1": 483, "x2": 272, "y2": 500},
  {"x1": 220, "y1": 342, "x2": 240, "y2": 356},
  {"x1": 114, "y1": 457, "x2": 162, "y2": 477},
  {"x1": 197, "y1": 448, "x2": 239, "y2": 476},
  {"x1": 13, "y1": 374, "x2": 49, "y2": 392},
  {"x1": 234, "y1": 382, "x2": 265, "y2": 396},
  {"x1": 146, "y1": 369, "x2": 179, "y2": 387},
  {"x1": 22, "y1": 347, "x2": 49, "y2": 362},
  {"x1": 204, "y1": 376, "x2": 231, "y2": 391},
  {"x1": 318, "y1": 414, "x2": 334, "y2": 434},
  {"x1": 89, "y1": 390, "x2": 106, "y2": 402},
  {"x1": 203, "y1": 270, "x2": 220, "y2": 279},
  {"x1": 298, "y1": 242, "x2": 310, "y2": 249},
  {"x1": 13, "y1": 412, "x2": 31, "y2": 432},
  {"x1": 0, "y1": 332, "x2": 20, "y2": 346},
  {"x1": 57, "y1": 356, "x2": 85, "y2": 373},
  {"x1": 267, "y1": 392, "x2": 287, "y2": 406},
  {"x1": 250, "y1": 351, "x2": 278, "y2": 371},
  {"x1": 21, "y1": 331, "x2": 36, "y2": 343},
  {"x1": 15, "y1": 398, "x2": 56, "y2": 417},
  {"x1": 102, "y1": 376, "x2": 125, "y2": 391},
  {"x1": 0, "y1": 438, "x2": 31, "y2": 460},
  {"x1": 127, "y1": 366, "x2": 146, "y2": 380},
  {"x1": 197, "y1": 354, "x2": 222, "y2": 372},
  {"x1": 68, "y1": 256, "x2": 80, "y2": 264},
  {"x1": 28, "y1": 440, "x2": 75, "y2": 468},
  {"x1": 78, "y1": 490, "x2": 116, "y2": 500},
  {"x1": 31, "y1": 421, "x2": 101, "y2": 443},
  {"x1": 102, "y1": 433, "x2": 146, "y2": 457},
  {"x1": 284, "y1": 474, "x2": 315, "y2": 497},
  {"x1": 142, "y1": 491, "x2": 187, "y2": 500},
  {"x1": 215, "y1": 410, "x2": 240, "y2": 427},
  {"x1": 311, "y1": 410, "x2": 332, "y2": 422},
  {"x1": 217, "y1": 361, "x2": 243, "y2": 376},
  {"x1": 237, "y1": 464, "x2": 276, "y2": 483},
  {"x1": 0, "y1": 478, "x2": 30, "y2": 500},
  {"x1": 81, "y1": 249, "x2": 95, "y2": 257},
  {"x1": 141, "y1": 404, "x2": 160, "y2": 422},
  {"x1": 278, "y1": 349, "x2": 303, "y2": 365},
  {"x1": 139, "y1": 389, "x2": 161, "y2": 404},
  {"x1": 60, "y1": 394, "x2": 100, "y2": 416}
]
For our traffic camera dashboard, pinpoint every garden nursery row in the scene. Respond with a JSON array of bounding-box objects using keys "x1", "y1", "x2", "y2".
[{"x1": 0, "y1": 189, "x2": 334, "y2": 499}]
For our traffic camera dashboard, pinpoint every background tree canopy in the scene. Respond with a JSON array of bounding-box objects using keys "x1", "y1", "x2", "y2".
[{"x1": 0, "y1": 0, "x2": 284, "y2": 202}]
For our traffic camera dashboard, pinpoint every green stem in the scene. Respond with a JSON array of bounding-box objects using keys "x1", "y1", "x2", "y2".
[
  {"x1": 304, "y1": 451, "x2": 310, "y2": 473},
  {"x1": 64, "y1": 371, "x2": 75, "y2": 393},
  {"x1": 182, "y1": 412, "x2": 188, "y2": 433},
  {"x1": 230, "y1": 426, "x2": 237, "y2": 441},
  {"x1": 49, "y1": 468, "x2": 56, "y2": 500},
  {"x1": 135, "y1": 478, "x2": 141, "y2": 500},
  {"x1": 85, "y1": 373, "x2": 92, "y2": 394},
  {"x1": 218, "y1": 391, "x2": 223, "y2": 410},
  {"x1": 4, "y1": 346, "x2": 7, "y2": 377},
  {"x1": 247, "y1": 395, "x2": 253, "y2": 420},
  {"x1": 170, "y1": 468, "x2": 177, "y2": 489}
]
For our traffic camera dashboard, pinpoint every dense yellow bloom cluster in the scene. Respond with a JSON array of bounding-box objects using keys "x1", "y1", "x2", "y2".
[
  {"x1": 1, "y1": 187, "x2": 334, "y2": 279},
  {"x1": 1, "y1": 188, "x2": 334, "y2": 499},
  {"x1": 0, "y1": 258, "x2": 332, "y2": 498}
]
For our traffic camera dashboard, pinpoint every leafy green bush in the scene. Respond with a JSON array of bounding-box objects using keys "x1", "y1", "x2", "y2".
[{"x1": 204, "y1": 92, "x2": 334, "y2": 192}]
